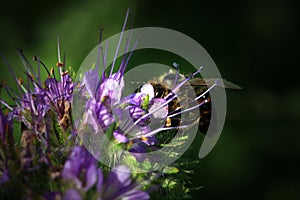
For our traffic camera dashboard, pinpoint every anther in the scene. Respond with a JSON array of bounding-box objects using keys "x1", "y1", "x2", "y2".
[
  {"x1": 61, "y1": 71, "x2": 69, "y2": 76},
  {"x1": 140, "y1": 136, "x2": 148, "y2": 142},
  {"x1": 18, "y1": 77, "x2": 23, "y2": 85},
  {"x1": 56, "y1": 62, "x2": 65, "y2": 67},
  {"x1": 173, "y1": 62, "x2": 179, "y2": 68}
]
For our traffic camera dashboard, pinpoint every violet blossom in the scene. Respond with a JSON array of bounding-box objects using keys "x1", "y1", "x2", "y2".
[{"x1": 62, "y1": 145, "x2": 149, "y2": 200}]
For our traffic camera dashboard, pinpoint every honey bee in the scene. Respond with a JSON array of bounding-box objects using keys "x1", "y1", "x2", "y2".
[{"x1": 133, "y1": 70, "x2": 241, "y2": 134}]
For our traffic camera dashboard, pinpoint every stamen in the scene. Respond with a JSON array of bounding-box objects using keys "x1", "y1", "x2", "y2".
[
  {"x1": 96, "y1": 27, "x2": 104, "y2": 71},
  {"x1": 101, "y1": 42, "x2": 109, "y2": 81},
  {"x1": 56, "y1": 62, "x2": 64, "y2": 67},
  {"x1": 194, "y1": 80, "x2": 218, "y2": 101},
  {"x1": 61, "y1": 71, "x2": 69, "y2": 76},
  {"x1": 98, "y1": 27, "x2": 104, "y2": 44},
  {"x1": 26, "y1": 78, "x2": 38, "y2": 116},
  {"x1": 57, "y1": 36, "x2": 67, "y2": 87},
  {"x1": 57, "y1": 35, "x2": 62, "y2": 64},
  {"x1": 110, "y1": 8, "x2": 130, "y2": 76},
  {"x1": 33, "y1": 56, "x2": 51, "y2": 77},
  {"x1": 18, "y1": 77, "x2": 28, "y2": 93},
  {"x1": 172, "y1": 62, "x2": 180, "y2": 89},
  {"x1": 134, "y1": 124, "x2": 192, "y2": 138},
  {"x1": 62, "y1": 52, "x2": 67, "y2": 88},
  {"x1": 17, "y1": 48, "x2": 37, "y2": 78},
  {"x1": 49, "y1": 67, "x2": 62, "y2": 104},
  {"x1": 122, "y1": 36, "x2": 142, "y2": 75},
  {"x1": 166, "y1": 66, "x2": 203, "y2": 99},
  {"x1": 119, "y1": 15, "x2": 133, "y2": 74},
  {"x1": 168, "y1": 81, "x2": 218, "y2": 119},
  {"x1": 168, "y1": 100, "x2": 207, "y2": 119},
  {"x1": 23, "y1": 71, "x2": 44, "y2": 91},
  {"x1": 5, "y1": 86, "x2": 22, "y2": 105},
  {"x1": 168, "y1": 80, "x2": 219, "y2": 117},
  {"x1": 34, "y1": 55, "x2": 42, "y2": 85},
  {"x1": 0, "y1": 98, "x2": 13, "y2": 111},
  {"x1": 18, "y1": 77, "x2": 23, "y2": 85}
]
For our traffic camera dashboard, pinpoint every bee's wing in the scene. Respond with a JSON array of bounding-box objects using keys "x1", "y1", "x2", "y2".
[{"x1": 188, "y1": 78, "x2": 242, "y2": 90}]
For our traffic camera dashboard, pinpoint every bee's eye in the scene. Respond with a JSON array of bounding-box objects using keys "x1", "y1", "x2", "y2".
[{"x1": 155, "y1": 90, "x2": 164, "y2": 98}]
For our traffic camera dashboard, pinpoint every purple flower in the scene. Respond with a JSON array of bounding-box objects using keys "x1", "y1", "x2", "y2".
[
  {"x1": 113, "y1": 129, "x2": 129, "y2": 143},
  {"x1": 0, "y1": 168, "x2": 10, "y2": 185},
  {"x1": 63, "y1": 189, "x2": 82, "y2": 200},
  {"x1": 0, "y1": 49, "x2": 74, "y2": 134},
  {"x1": 98, "y1": 165, "x2": 149, "y2": 200},
  {"x1": 128, "y1": 106, "x2": 150, "y2": 126},
  {"x1": 84, "y1": 98, "x2": 115, "y2": 133},
  {"x1": 99, "y1": 75, "x2": 124, "y2": 104},
  {"x1": 62, "y1": 146, "x2": 149, "y2": 200},
  {"x1": 62, "y1": 146, "x2": 98, "y2": 191},
  {"x1": 0, "y1": 105, "x2": 13, "y2": 144},
  {"x1": 43, "y1": 192, "x2": 63, "y2": 200},
  {"x1": 44, "y1": 189, "x2": 82, "y2": 200}
]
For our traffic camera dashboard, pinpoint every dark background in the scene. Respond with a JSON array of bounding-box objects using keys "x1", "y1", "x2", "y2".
[{"x1": 1, "y1": 0, "x2": 299, "y2": 199}]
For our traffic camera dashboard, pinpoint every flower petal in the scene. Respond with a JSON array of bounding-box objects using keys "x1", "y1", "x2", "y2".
[
  {"x1": 82, "y1": 68, "x2": 100, "y2": 98},
  {"x1": 63, "y1": 189, "x2": 82, "y2": 200}
]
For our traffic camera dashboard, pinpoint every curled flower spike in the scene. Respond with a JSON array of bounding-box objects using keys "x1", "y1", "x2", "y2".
[{"x1": 0, "y1": 39, "x2": 74, "y2": 142}]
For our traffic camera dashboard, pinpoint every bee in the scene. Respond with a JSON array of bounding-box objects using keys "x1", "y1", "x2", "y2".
[{"x1": 133, "y1": 70, "x2": 241, "y2": 134}]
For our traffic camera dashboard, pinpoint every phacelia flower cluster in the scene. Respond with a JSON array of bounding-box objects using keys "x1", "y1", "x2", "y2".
[{"x1": 0, "y1": 9, "x2": 228, "y2": 200}]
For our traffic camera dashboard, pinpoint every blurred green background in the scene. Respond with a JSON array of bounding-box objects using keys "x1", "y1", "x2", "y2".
[{"x1": 1, "y1": 0, "x2": 299, "y2": 199}]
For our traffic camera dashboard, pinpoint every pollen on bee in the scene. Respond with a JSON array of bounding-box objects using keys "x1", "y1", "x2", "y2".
[
  {"x1": 140, "y1": 136, "x2": 148, "y2": 142},
  {"x1": 126, "y1": 140, "x2": 133, "y2": 150},
  {"x1": 56, "y1": 62, "x2": 65, "y2": 67},
  {"x1": 166, "y1": 117, "x2": 172, "y2": 127}
]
